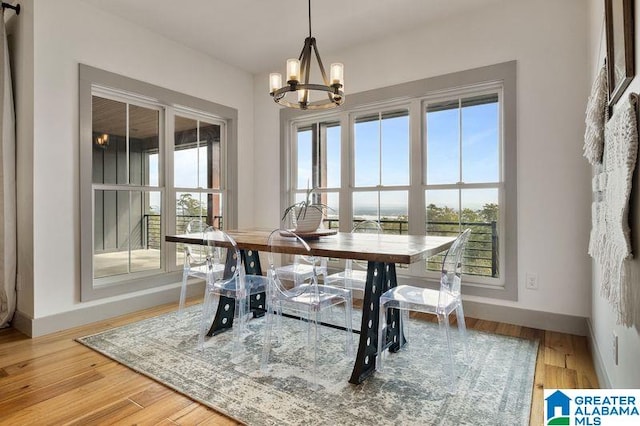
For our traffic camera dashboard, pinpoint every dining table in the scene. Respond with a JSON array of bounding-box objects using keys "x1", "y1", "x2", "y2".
[{"x1": 165, "y1": 228, "x2": 456, "y2": 384}]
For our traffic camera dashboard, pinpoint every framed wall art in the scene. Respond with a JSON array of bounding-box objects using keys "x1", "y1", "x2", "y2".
[{"x1": 605, "y1": 0, "x2": 635, "y2": 106}]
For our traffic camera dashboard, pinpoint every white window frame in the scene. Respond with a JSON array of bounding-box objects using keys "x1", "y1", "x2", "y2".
[
  {"x1": 169, "y1": 107, "x2": 228, "y2": 268},
  {"x1": 281, "y1": 61, "x2": 518, "y2": 300},
  {"x1": 80, "y1": 64, "x2": 238, "y2": 301},
  {"x1": 350, "y1": 105, "x2": 412, "y2": 238},
  {"x1": 90, "y1": 89, "x2": 167, "y2": 287},
  {"x1": 421, "y1": 85, "x2": 505, "y2": 286}
]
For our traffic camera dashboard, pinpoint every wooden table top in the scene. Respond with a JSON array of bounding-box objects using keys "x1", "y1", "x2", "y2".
[{"x1": 166, "y1": 229, "x2": 456, "y2": 264}]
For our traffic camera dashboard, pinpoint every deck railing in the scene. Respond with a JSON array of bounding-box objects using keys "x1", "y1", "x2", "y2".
[
  {"x1": 142, "y1": 214, "x2": 221, "y2": 251},
  {"x1": 324, "y1": 218, "x2": 498, "y2": 278},
  {"x1": 143, "y1": 215, "x2": 499, "y2": 278}
]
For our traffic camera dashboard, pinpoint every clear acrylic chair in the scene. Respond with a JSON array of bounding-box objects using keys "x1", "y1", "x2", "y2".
[
  {"x1": 376, "y1": 228, "x2": 472, "y2": 392},
  {"x1": 197, "y1": 229, "x2": 268, "y2": 357},
  {"x1": 324, "y1": 220, "x2": 383, "y2": 292},
  {"x1": 276, "y1": 211, "x2": 328, "y2": 285},
  {"x1": 178, "y1": 220, "x2": 224, "y2": 313},
  {"x1": 275, "y1": 254, "x2": 328, "y2": 286},
  {"x1": 261, "y1": 229, "x2": 354, "y2": 390}
]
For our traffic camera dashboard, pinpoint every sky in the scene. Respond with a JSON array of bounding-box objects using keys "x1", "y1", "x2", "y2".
[
  {"x1": 149, "y1": 145, "x2": 218, "y2": 213},
  {"x1": 296, "y1": 99, "x2": 499, "y2": 217},
  {"x1": 149, "y1": 98, "x2": 500, "y2": 218}
]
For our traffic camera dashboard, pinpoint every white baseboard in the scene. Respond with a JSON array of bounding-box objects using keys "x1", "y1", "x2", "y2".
[
  {"x1": 11, "y1": 310, "x2": 33, "y2": 337},
  {"x1": 462, "y1": 300, "x2": 588, "y2": 336},
  {"x1": 586, "y1": 318, "x2": 612, "y2": 388},
  {"x1": 11, "y1": 284, "x2": 587, "y2": 338},
  {"x1": 11, "y1": 282, "x2": 205, "y2": 338}
]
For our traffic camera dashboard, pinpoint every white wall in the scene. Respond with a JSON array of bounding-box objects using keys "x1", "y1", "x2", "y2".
[
  {"x1": 7, "y1": 0, "x2": 34, "y2": 319},
  {"x1": 23, "y1": 0, "x2": 254, "y2": 320},
  {"x1": 588, "y1": 0, "x2": 640, "y2": 388},
  {"x1": 254, "y1": 0, "x2": 592, "y2": 318},
  {"x1": 12, "y1": 0, "x2": 600, "y2": 338}
]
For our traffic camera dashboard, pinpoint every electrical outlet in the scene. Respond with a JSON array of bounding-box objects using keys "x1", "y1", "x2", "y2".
[
  {"x1": 525, "y1": 272, "x2": 538, "y2": 290},
  {"x1": 613, "y1": 332, "x2": 618, "y2": 366}
]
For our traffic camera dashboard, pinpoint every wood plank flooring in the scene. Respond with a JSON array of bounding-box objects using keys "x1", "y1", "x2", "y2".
[{"x1": 0, "y1": 300, "x2": 599, "y2": 425}]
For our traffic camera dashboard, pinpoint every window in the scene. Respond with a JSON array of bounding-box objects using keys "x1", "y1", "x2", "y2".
[
  {"x1": 282, "y1": 62, "x2": 517, "y2": 299},
  {"x1": 293, "y1": 121, "x2": 341, "y2": 228},
  {"x1": 424, "y1": 93, "x2": 502, "y2": 283},
  {"x1": 173, "y1": 114, "x2": 225, "y2": 266},
  {"x1": 80, "y1": 65, "x2": 238, "y2": 301},
  {"x1": 91, "y1": 95, "x2": 163, "y2": 279},
  {"x1": 353, "y1": 110, "x2": 410, "y2": 234}
]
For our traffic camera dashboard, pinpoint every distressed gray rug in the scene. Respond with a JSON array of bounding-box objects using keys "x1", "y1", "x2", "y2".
[{"x1": 77, "y1": 305, "x2": 538, "y2": 425}]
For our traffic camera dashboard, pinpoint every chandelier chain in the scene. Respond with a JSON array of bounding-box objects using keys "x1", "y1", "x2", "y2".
[{"x1": 308, "y1": 0, "x2": 312, "y2": 38}]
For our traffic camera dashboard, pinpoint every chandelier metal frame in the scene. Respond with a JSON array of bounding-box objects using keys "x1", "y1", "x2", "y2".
[{"x1": 269, "y1": 0, "x2": 344, "y2": 110}]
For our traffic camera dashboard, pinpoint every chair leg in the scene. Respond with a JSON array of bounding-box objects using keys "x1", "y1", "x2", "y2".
[
  {"x1": 178, "y1": 269, "x2": 189, "y2": 313},
  {"x1": 260, "y1": 302, "x2": 276, "y2": 371},
  {"x1": 198, "y1": 290, "x2": 215, "y2": 350},
  {"x1": 306, "y1": 306, "x2": 314, "y2": 346},
  {"x1": 438, "y1": 312, "x2": 456, "y2": 392},
  {"x1": 274, "y1": 303, "x2": 283, "y2": 344},
  {"x1": 455, "y1": 304, "x2": 469, "y2": 362},
  {"x1": 344, "y1": 293, "x2": 354, "y2": 357},
  {"x1": 399, "y1": 309, "x2": 410, "y2": 350},
  {"x1": 311, "y1": 310, "x2": 319, "y2": 391},
  {"x1": 231, "y1": 293, "x2": 247, "y2": 362}
]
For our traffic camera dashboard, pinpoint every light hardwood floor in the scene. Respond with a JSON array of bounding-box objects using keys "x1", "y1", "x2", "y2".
[{"x1": 0, "y1": 300, "x2": 599, "y2": 425}]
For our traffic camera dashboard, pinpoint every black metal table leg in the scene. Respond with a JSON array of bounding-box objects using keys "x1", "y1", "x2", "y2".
[
  {"x1": 206, "y1": 248, "x2": 265, "y2": 336},
  {"x1": 382, "y1": 265, "x2": 406, "y2": 353},
  {"x1": 207, "y1": 294, "x2": 236, "y2": 336},
  {"x1": 349, "y1": 262, "x2": 403, "y2": 384},
  {"x1": 347, "y1": 262, "x2": 383, "y2": 383},
  {"x1": 242, "y1": 249, "x2": 266, "y2": 318}
]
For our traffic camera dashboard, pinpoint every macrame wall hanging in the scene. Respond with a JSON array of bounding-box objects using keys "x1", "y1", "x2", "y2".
[
  {"x1": 584, "y1": 63, "x2": 608, "y2": 165},
  {"x1": 587, "y1": 93, "x2": 639, "y2": 326}
]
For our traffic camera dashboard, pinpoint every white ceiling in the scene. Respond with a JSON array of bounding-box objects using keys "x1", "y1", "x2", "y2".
[{"x1": 80, "y1": 0, "x2": 504, "y2": 75}]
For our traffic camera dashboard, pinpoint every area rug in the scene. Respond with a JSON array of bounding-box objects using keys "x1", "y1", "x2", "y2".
[{"x1": 77, "y1": 305, "x2": 538, "y2": 425}]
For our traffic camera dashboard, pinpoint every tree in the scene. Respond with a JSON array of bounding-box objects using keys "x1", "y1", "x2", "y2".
[
  {"x1": 461, "y1": 208, "x2": 480, "y2": 223},
  {"x1": 480, "y1": 203, "x2": 499, "y2": 222},
  {"x1": 176, "y1": 193, "x2": 203, "y2": 217},
  {"x1": 426, "y1": 204, "x2": 458, "y2": 222}
]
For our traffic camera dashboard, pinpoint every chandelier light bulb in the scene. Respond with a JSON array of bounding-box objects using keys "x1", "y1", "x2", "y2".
[
  {"x1": 269, "y1": 73, "x2": 282, "y2": 93},
  {"x1": 330, "y1": 63, "x2": 344, "y2": 86},
  {"x1": 287, "y1": 59, "x2": 301, "y2": 82}
]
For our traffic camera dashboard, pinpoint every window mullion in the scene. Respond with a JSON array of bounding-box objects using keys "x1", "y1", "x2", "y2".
[
  {"x1": 196, "y1": 120, "x2": 201, "y2": 189},
  {"x1": 378, "y1": 112, "x2": 382, "y2": 188},
  {"x1": 311, "y1": 122, "x2": 320, "y2": 200},
  {"x1": 126, "y1": 103, "x2": 130, "y2": 185},
  {"x1": 165, "y1": 108, "x2": 177, "y2": 270},
  {"x1": 340, "y1": 113, "x2": 351, "y2": 232},
  {"x1": 290, "y1": 123, "x2": 298, "y2": 205},
  {"x1": 408, "y1": 99, "x2": 424, "y2": 237},
  {"x1": 125, "y1": 103, "x2": 131, "y2": 273},
  {"x1": 128, "y1": 190, "x2": 132, "y2": 273},
  {"x1": 377, "y1": 113, "x2": 383, "y2": 222},
  {"x1": 457, "y1": 98, "x2": 463, "y2": 232}
]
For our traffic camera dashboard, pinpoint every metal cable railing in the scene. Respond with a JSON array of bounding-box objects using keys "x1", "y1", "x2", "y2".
[
  {"x1": 325, "y1": 218, "x2": 498, "y2": 278},
  {"x1": 143, "y1": 215, "x2": 499, "y2": 278}
]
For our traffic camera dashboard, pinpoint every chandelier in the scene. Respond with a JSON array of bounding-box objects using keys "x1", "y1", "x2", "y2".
[{"x1": 269, "y1": 0, "x2": 344, "y2": 110}]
